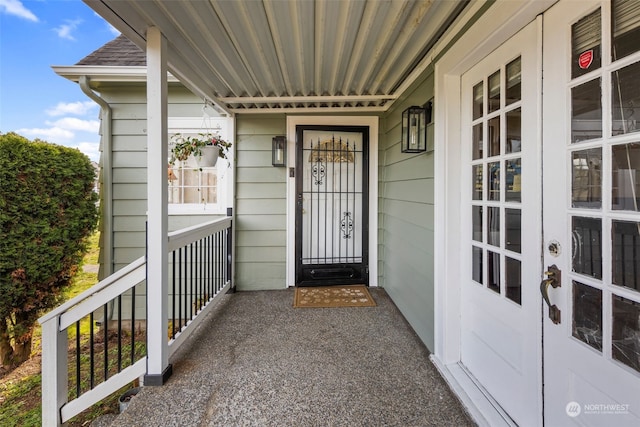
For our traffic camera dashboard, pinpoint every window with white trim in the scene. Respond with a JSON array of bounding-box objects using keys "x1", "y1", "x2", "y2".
[{"x1": 167, "y1": 116, "x2": 233, "y2": 215}]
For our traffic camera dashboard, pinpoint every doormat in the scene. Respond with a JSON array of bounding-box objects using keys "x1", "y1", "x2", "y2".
[{"x1": 293, "y1": 285, "x2": 376, "y2": 308}]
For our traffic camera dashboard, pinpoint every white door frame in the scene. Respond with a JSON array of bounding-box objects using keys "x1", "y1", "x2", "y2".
[
  {"x1": 286, "y1": 116, "x2": 379, "y2": 288},
  {"x1": 432, "y1": 1, "x2": 554, "y2": 425}
]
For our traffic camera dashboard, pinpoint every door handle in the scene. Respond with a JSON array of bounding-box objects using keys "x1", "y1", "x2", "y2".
[{"x1": 540, "y1": 264, "x2": 561, "y2": 324}]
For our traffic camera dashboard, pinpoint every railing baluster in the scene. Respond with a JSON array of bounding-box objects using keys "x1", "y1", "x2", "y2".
[
  {"x1": 117, "y1": 295, "x2": 122, "y2": 371},
  {"x1": 75, "y1": 321, "x2": 81, "y2": 398},
  {"x1": 219, "y1": 231, "x2": 222, "y2": 292},
  {"x1": 199, "y1": 238, "x2": 203, "y2": 310},
  {"x1": 180, "y1": 246, "x2": 184, "y2": 331},
  {"x1": 196, "y1": 240, "x2": 200, "y2": 313},
  {"x1": 131, "y1": 282, "x2": 136, "y2": 365},
  {"x1": 190, "y1": 242, "x2": 194, "y2": 320},
  {"x1": 172, "y1": 250, "x2": 176, "y2": 339},
  {"x1": 208, "y1": 234, "x2": 212, "y2": 298},
  {"x1": 103, "y1": 304, "x2": 108, "y2": 382},
  {"x1": 89, "y1": 312, "x2": 94, "y2": 390}
]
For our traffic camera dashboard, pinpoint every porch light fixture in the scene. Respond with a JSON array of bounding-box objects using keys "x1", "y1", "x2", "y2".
[
  {"x1": 272, "y1": 136, "x2": 286, "y2": 167},
  {"x1": 401, "y1": 102, "x2": 432, "y2": 153}
]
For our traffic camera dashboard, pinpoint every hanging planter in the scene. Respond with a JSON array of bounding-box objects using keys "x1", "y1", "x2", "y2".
[
  {"x1": 186, "y1": 145, "x2": 220, "y2": 168},
  {"x1": 169, "y1": 133, "x2": 231, "y2": 168}
]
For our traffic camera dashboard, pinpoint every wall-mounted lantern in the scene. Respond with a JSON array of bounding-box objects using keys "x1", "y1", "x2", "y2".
[
  {"x1": 272, "y1": 136, "x2": 286, "y2": 167},
  {"x1": 401, "y1": 101, "x2": 432, "y2": 153}
]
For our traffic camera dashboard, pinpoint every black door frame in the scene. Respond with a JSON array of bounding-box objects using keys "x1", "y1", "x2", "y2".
[{"x1": 295, "y1": 124, "x2": 370, "y2": 286}]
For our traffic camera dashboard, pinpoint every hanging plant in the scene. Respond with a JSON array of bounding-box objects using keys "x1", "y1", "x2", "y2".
[{"x1": 169, "y1": 133, "x2": 232, "y2": 165}]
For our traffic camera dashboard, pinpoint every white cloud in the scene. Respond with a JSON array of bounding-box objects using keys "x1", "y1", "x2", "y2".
[
  {"x1": 77, "y1": 142, "x2": 100, "y2": 162},
  {"x1": 17, "y1": 103, "x2": 101, "y2": 160},
  {"x1": 46, "y1": 118, "x2": 100, "y2": 133},
  {"x1": 17, "y1": 126, "x2": 75, "y2": 143},
  {"x1": 17, "y1": 117, "x2": 99, "y2": 143},
  {"x1": 46, "y1": 101, "x2": 97, "y2": 117},
  {"x1": 0, "y1": 0, "x2": 38, "y2": 22},
  {"x1": 15, "y1": 127, "x2": 100, "y2": 161},
  {"x1": 54, "y1": 18, "x2": 82, "y2": 41}
]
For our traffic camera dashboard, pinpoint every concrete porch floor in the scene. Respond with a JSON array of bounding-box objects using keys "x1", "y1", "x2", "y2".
[{"x1": 103, "y1": 288, "x2": 475, "y2": 426}]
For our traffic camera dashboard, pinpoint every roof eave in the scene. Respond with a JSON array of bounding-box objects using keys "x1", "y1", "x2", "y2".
[{"x1": 51, "y1": 65, "x2": 181, "y2": 83}]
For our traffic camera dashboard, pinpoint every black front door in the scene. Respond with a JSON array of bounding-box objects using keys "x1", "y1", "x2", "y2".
[{"x1": 295, "y1": 125, "x2": 369, "y2": 286}]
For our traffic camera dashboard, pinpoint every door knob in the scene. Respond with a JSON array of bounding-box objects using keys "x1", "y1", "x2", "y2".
[{"x1": 540, "y1": 264, "x2": 561, "y2": 324}]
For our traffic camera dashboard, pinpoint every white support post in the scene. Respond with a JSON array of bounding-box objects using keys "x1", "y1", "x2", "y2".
[
  {"x1": 144, "y1": 26, "x2": 172, "y2": 385},
  {"x1": 40, "y1": 317, "x2": 68, "y2": 427}
]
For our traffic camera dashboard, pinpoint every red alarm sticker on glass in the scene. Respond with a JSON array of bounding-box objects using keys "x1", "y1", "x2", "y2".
[{"x1": 579, "y1": 50, "x2": 593, "y2": 70}]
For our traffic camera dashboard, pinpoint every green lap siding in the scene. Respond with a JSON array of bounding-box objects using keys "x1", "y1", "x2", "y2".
[
  {"x1": 379, "y1": 72, "x2": 436, "y2": 351},
  {"x1": 98, "y1": 85, "x2": 226, "y2": 272},
  {"x1": 234, "y1": 115, "x2": 287, "y2": 290}
]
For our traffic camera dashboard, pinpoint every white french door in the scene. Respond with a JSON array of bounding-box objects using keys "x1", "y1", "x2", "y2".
[
  {"x1": 542, "y1": 1, "x2": 640, "y2": 426},
  {"x1": 460, "y1": 20, "x2": 542, "y2": 427}
]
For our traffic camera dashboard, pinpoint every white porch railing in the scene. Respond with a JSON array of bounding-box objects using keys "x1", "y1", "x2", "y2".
[{"x1": 38, "y1": 216, "x2": 233, "y2": 426}]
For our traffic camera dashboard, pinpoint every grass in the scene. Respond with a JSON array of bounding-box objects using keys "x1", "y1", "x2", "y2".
[{"x1": 0, "y1": 232, "x2": 140, "y2": 426}]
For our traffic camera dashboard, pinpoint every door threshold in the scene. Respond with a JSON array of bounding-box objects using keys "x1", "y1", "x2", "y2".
[{"x1": 430, "y1": 356, "x2": 518, "y2": 427}]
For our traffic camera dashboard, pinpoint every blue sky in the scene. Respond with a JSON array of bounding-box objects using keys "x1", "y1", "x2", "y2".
[{"x1": 0, "y1": 0, "x2": 120, "y2": 161}]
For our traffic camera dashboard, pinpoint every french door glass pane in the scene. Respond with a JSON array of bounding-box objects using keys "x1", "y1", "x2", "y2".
[
  {"x1": 488, "y1": 251, "x2": 500, "y2": 293},
  {"x1": 506, "y1": 57, "x2": 521, "y2": 105},
  {"x1": 612, "y1": 295, "x2": 640, "y2": 372},
  {"x1": 488, "y1": 161, "x2": 500, "y2": 201},
  {"x1": 506, "y1": 159, "x2": 521, "y2": 202},
  {"x1": 612, "y1": 62, "x2": 640, "y2": 136},
  {"x1": 472, "y1": 123, "x2": 483, "y2": 160},
  {"x1": 572, "y1": 79, "x2": 602, "y2": 143},
  {"x1": 489, "y1": 70, "x2": 501, "y2": 113},
  {"x1": 572, "y1": 216, "x2": 603, "y2": 279},
  {"x1": 472, "y1": 206, "x2": 483, "y2": 242},
  {"x1": 573, "y1": 281, "x2": 603, "y2": 351},
  {"x1": 572, "y1": 148, "x2": 602, "y2": 208},
  {"x1": 506, "y1": 257, "x2": 521, "y2": 305},
  {"x1": 488, "y1": 117, "x2": 500, "y2": 157},
  {"x1": 472, "y1": 165, "x2": 483, "y2": 200},
  {"x1": 572, "y1": 8, "x2": 602, "y2": 78},
  {"x1": 505, "y1": 208, "x2": 521, "y2": 253},
  {"x1": 612, "y1": 143, "x2": 640, "y2": 211},
  {"x1": 506, "y1": 108, "x2": 521, "y2": 153},
  {"x1": 488, "y1": 207, "x2": 500, "y2": 246},
  {"x1": 612, "y1": 0, "x2": 640, "y2": 61},
  {"x1": 612, "y1": 220, "x2": 640, "y2": 291},
  {"x1": 472, "y1": 246, "x2": 483, "y2": 284},
  {"x1": 473, "y1": 82, "x2": 484, "y2": 120}
]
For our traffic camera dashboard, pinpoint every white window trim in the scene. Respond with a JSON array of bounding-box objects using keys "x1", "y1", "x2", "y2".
[{"x1": 167, "y1": 116, "x2": 234, "y2": 215}]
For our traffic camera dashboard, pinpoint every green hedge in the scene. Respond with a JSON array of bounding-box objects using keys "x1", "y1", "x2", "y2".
[{"x1": 0, "y1": 132, "x2": 98, "y2": 367}]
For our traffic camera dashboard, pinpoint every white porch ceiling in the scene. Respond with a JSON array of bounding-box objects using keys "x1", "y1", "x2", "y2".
[{"x1": 85, "y1": 0, "x2": 468, "y2": 114}]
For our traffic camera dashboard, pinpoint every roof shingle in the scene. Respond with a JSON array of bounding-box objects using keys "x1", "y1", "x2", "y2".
[{"x1": 76, "y1": 35, "x2": 145, "y2": 66}]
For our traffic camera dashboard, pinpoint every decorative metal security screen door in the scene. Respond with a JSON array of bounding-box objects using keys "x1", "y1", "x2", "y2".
[{"x1": 295, "y1": 125, "x2": 369, "y2": 286}]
